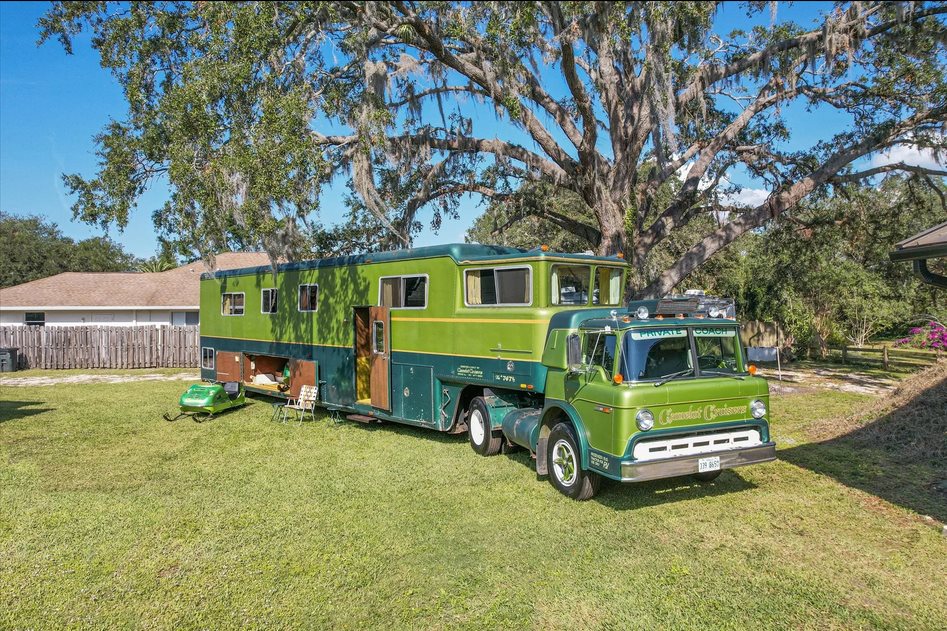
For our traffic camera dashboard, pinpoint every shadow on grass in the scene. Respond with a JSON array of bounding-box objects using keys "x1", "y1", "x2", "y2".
[
  {"x1": 0, "y1": 400, "x2": 53, "y2": 423},
  {"x1": 779, "y1": 370, "x2": 947, "y2": 522},
  {"x1": 318, "y1": 413, "x2": 758, "y2": 509}
]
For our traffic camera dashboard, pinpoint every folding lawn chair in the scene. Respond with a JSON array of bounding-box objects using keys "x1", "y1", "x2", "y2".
[{"x1": 281, "y1": 385, "x2": 318, "y2": 424}]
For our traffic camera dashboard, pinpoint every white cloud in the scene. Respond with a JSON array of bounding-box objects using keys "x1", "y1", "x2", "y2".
[
  {"x1": 724, "y1": 186, "x2": 770, "y2": 208},
  {"x1": 871, "y1": 142, "x2": 945, "y2": 171}
]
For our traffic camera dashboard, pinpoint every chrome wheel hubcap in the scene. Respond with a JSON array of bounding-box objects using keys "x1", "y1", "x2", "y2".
[{"x1": 551, "y1": 439, "x2": 577, "y2": 486}]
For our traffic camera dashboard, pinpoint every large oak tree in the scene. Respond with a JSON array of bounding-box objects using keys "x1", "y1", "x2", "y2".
[{"x1": 42, "y1": 1, "x2": 947, "y2": 296}]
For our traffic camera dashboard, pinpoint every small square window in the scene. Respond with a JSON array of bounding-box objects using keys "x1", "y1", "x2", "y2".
[
  {"x1": 201, "y1": 347, "x2": 215, "y2": 370},
  {"x1": 298, "y1": 284, "x2": 319, "y2": 312},
  {"x1": 222, "y1": 293, "x2": 245, "y2": 316},
  {"x1": 25, "y1": 312, "x2": 45, "y2": 326},
  {"x1": 262, "y1": 288, "x2": 278, "y2": 314}
]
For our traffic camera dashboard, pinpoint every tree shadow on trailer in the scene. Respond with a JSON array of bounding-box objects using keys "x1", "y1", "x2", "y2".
[{"x1": 778, "y1": 366, "x2": 947, "y2": 523}]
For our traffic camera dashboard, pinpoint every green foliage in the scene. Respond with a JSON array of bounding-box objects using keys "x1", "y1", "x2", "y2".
[
  {"x1": 0, "y1": 212, "x2": 138, "y2": 288},
  {"x1": 695, "y1": 177, "x2": 947, "y2": 353},
  {"x1": 36, "y1": 1, "x2": 947, "y2": 292}
]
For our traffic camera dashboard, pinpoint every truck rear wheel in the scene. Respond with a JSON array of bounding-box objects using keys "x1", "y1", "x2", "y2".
[
  {"x1": 468, "y1": 397, "x2": 502, "y2": 456},
  {"x1": 546, "y1": 422, "x2": 600, "y2": 500}
]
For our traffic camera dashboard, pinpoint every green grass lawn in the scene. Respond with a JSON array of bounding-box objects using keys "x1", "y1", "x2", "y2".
[{"x1": 2, "y1": 373, "x2": 945, "y2": 629}]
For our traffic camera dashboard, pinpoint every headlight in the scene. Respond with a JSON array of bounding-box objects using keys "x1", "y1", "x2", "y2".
[
  {"x1": 750, "y1": 399, "x2": 767, "y2": 419},
  {"x1": 636, "y1": 409, "x2": 654, "y2": 431},
  {"x1": 635, "y1": 306, "x2": 649, "y2": 320}
]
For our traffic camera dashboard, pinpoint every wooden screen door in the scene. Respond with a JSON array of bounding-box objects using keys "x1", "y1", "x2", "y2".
[{"x1": 369, "y1": 306, "x2": 391, "y2": 411}]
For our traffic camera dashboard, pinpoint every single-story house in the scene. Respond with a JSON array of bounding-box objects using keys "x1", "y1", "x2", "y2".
[
  {"x1": 0, "y1": 252, "x2": 271, "y2": 326},
  {"x1": 889, "y1": 221, "x2": 947, "y2": 289}
]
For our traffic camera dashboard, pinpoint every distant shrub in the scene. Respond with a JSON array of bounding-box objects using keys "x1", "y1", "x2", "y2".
[{"x1": 895, "y1": 321, "x2": 947, "y2": 351}]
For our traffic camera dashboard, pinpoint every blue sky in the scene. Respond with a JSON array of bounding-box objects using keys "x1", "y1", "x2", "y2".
[{"x1": 0, "y1": 2, "x2": 938, "y2": 258}]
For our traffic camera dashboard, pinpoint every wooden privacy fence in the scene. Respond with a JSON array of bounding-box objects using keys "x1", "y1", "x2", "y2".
[
  {"x1": 828, "y1": 344, "x2": 944, "y2": 370},
  {"x1": 0, "y1": 325, "x2": 200, "y2": 370}
]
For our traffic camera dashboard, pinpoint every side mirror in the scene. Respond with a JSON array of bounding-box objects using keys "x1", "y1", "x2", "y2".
[{"x1": 566, "y1": 333, "x2": 582, "y2": 373}]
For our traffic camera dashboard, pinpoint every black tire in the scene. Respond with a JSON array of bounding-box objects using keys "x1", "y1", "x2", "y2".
[
  {"x1": 546, "y1": 422, "x2": 600, "y2": 500},
  {"x1": 692, "y1": 470, "x2": 722, "y2": 482},
  {"x1": 468, "y1": 397, "x2": 502, "y2": 456}
]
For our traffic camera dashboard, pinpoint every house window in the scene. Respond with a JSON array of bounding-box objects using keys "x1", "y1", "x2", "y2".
[
  {"x1": 465, "y1": 267, "x2": 531, "y2": 306},
  {"x1": 379, "y1": 275, "x2": 427, "y2": 309},
  {"x1": 25, "y1": 312, "x2": 45, "y2": 326},
  {"x1": 298, "y1": 284, "x2": 319, "y2": 312},
  {"x1": 261, "y1": 288, "x2": 278, "y2": 314},
  {"x1": 221, "y1": 292, "x2": 245, "y2": 316},
  {"x1": 185, "y1": 311, "x2": 199, "y2": 325},
  {"x1": 201, "y1": 347, "x2": 215, "y2": 370}
]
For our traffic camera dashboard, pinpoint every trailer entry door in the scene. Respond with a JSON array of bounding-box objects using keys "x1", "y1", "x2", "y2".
[{"x1": 369, "y1": 306, "x2": 391, "y2": 411}]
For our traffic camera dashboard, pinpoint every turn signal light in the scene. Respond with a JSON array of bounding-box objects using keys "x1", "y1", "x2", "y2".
[
  {"x1": 613, "y1": 374, "x2": 623, "y2": 384},
  {"x1": 748, "y1": 364, "x2": 758, "y2": 375}
]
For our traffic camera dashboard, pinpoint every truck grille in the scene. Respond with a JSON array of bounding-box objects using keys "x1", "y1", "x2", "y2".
[{"x1": 632, "y1": 428, "x2": 763, "y2": 462}]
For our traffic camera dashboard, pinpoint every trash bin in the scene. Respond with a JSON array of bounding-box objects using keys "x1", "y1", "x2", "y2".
[{"x1": 0, "y1": 347, "x2": 18, "y2": 372}]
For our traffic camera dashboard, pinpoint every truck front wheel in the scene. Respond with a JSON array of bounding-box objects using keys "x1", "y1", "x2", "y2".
[
  {"x1": 546, "y1": 423, "x2": 600, "y2": 500},
  {"x1": 468, "y1": 397, "x2": 502, "y2": 456}
]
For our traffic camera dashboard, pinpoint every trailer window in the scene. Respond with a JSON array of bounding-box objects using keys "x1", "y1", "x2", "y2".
[
  {"x1": 593, "y1": 268, "x2": 623, "y2": 305},
  {"x1": 465, "y1": 267, "x2": 531, "y2": 306},
  {"x1": 201, "y1": 347, "x2": 215, "y2": 370},
  {"x1": 298, "y1": 284, "x2": 318, "y2": 312},
  {"x1": 221, "y1": 292, "x2": 245, "y2": 316},
  {"x1": 261, "y1": 288, "x2": 278, "y2": 314},
  {"x1": 379, "y1": 275, "x2": 427, "y2": 309},
  {"x1": 552, "y1": 265, "x2": 591, "y2": 305}
]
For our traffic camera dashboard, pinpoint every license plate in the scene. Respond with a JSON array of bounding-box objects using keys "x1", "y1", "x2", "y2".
[{"x1": 698, "y1": 456, "x2": 720, "y2": 473}]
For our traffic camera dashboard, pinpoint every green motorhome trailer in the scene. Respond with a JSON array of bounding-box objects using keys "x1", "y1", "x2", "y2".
[{"x1": 199, "y1": 244, "x2": 775, "y2": 500}]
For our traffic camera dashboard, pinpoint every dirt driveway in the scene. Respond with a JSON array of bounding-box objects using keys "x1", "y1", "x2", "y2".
[{"x1": 0, "y1": 372, "x2": 199, "y2": 387}]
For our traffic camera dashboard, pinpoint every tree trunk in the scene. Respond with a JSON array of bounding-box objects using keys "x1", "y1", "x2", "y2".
[{"x1": 593, "y1": 196, "x2": 625, "y2": 257}]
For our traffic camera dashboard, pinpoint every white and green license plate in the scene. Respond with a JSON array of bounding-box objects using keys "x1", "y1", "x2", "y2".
[{"x1": 698, "y1": 456, "x2": 720, "y2": 473}]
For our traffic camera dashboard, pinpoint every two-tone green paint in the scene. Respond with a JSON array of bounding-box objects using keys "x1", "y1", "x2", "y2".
[{"x1": 199, "y1": 243, "x2": 774, "y2": 495}]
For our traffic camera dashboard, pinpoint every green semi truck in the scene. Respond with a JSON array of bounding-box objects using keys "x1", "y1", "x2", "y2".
[{"x1": 199, "y1": 244, "x2": 774, "y2": 500}]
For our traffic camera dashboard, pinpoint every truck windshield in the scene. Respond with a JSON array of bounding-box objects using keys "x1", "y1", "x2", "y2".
[
  {"x1": 617, "y1": 326, "x2": 743, "y2": 382},
  {"x1": 694, "y1": 326, "x2": 743, "y2": 374}
]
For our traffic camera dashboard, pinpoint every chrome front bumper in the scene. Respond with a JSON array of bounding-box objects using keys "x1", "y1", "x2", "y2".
[{"x1": 619, "y1": 442, "x2": 776, "y2": 482}]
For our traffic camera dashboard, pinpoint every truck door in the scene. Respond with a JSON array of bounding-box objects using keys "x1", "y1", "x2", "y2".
[
  {"x1": 369, "y1": 306, "x2": 391, "y2": 411},
  {"x1": 566, "y1": 331, "x2": 618, "y2": 450}
]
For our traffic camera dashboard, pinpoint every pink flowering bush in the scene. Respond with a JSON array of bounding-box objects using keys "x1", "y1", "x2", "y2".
[{"x1": 894, "y1": 321, "x2": 947, "y2": 351}]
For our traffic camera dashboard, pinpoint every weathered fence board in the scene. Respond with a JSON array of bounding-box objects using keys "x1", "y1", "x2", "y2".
[{"x1": 0, "y1": 325, "x2": 201, "y2": 370}]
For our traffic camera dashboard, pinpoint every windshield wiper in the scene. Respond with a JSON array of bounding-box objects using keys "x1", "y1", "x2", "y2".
[
  {"x1": 654, "y1": 368, "x2": 694, "y2": 387},
  {"x1": 701, "y1": 370, "x2": 746, "y2": 380}
]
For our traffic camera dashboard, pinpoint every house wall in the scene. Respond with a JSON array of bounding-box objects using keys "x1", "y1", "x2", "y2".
[{"x1": 0, "y1": 309, "x2": 199, "y2": 326}]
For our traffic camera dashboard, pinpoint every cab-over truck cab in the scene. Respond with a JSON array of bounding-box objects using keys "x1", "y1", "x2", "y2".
[{"x1": 472, "y1": 295, "x2": 776, "y2": 500}]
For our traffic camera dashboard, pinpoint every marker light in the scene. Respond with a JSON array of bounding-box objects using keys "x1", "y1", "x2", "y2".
[
  {"x1": 748, "y1": 364, "x2": 758, "y2": 376},
  {"x1": 540, "y1": 244, "x2": 550, "y2": 252},
  {"x1": 636, "y1": 409, "x2": 654, "y2": 431},
  {"x1": 635, "y1": 306, "x2": 649, "y2": 320},
  {"x1": 613, "y1": 374, "x2": 624, "y2": 384},
  {"x1": 750, "y1": 399, "x2": 767, "y2": 419}
]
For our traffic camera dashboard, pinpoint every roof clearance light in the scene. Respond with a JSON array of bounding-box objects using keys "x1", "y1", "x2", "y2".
[
  {"x1": 635, "y1": 306, "x2": 649, "y2": 320},
  {"x1": 540, "y1": 244, "x2": 550, "y2": 252},
  {"x1": 616, "y1": 252, "x2": 624, "y2": 259}
]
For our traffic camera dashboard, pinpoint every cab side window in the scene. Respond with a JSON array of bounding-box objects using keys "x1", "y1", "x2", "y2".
[{"x1": 583, "y1": 333, "x2": 617, "y2": 378}]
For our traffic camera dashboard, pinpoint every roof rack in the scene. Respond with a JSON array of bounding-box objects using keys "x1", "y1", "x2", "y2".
[{"x1": 628, "y1": 294, "x2": 736, "y2": 320}]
